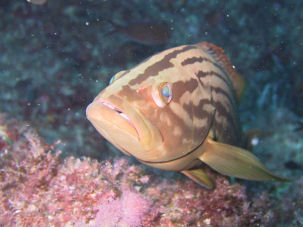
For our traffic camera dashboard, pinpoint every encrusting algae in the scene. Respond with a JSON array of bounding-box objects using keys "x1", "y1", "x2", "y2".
[{"x1": 0, "y1": 114, "x2": 276, "y2": 226}]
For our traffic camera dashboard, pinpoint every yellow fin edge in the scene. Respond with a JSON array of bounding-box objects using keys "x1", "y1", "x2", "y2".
[
  {"x1": 182, "y1": 168, "x2": 215, "y2": 190},
  {"x1": 199, "y1": 138, "x2": 290, "y2": 182}
]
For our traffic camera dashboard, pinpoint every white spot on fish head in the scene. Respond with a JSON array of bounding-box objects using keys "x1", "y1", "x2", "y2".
[{"x1": 172, "y1": 126, "x2": 182, "y2": 136}]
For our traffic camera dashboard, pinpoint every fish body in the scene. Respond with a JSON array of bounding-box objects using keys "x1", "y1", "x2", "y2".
[
  {"x1": 26, "y1": 0, "x2": 47, "y2": 5},
  {"x1": 87, "y1": 42, "x2": 287, "y2": 189},
  {"x1": 107, "y1": 20, "x2": 171, "y2": 45}
]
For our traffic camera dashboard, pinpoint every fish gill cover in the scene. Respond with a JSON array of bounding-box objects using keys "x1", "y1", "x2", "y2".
[{"x1": 0, "y1": 0, "x2": 302, "y2": 226}]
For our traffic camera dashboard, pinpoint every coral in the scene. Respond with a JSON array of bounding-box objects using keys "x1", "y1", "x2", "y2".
[
  {"x1": 273, "y1": 176, "x2": 303, "y2": 226},
  {"x1": 0, "y1": 115, "x2": 153, "y2": 226},
  {"x1": 0, "y1": 115, "x2": 277, "y2": 226},
  {"x1": 93, "y1": 189, "x2": 151, "y2": 227}
]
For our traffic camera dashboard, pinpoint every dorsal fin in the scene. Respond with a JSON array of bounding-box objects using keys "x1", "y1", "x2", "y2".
[{"x1": 196, "y1": 42, "x2": 245, "y2": 101}]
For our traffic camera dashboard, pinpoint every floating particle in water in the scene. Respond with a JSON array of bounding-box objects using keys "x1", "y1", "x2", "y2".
[{"x1": 106, "y1": 20, "x2": 171, "y2": 45}]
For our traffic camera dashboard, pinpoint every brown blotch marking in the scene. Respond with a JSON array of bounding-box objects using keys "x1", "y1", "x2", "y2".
[
  {"x1": 181, "y1": 56, "x2": 209, "y2": 66},
  {"x1": 118, "y1": 85, "x2": 137, "y2": 99},
  {"x1": 212, "y1": 100, "x2": 241, "y2": 145},
  {"x1": 172, "y1": 79, "x2": 199, "y2": 102},
  {"x1": 170, "y1": 79, "x2": 199, "y2": 128},
  {"x1": 211, "y1": 86, "x2": 238, "y2": 113},
  {"x1": 191, "y1": 98, "x2": 215, "y2": 135},
  {"x1": 196, "y1": 73, "x2": 237, "y2": 114},
  {"x1": 140, "y1": 100, "x2": 215, "y2": 165},
  {"x1": 183, "y1": 56, "x2": 236, "y2": 93},
  {"x1": 172, "y1": 78, "x2": 215, "y2": 148},
  {"x1": 151, "y1": 104, "x2": 194, "y2": 157},
  {"x1": 129, "y1": 45, "x2": 197, "y2": 86},
  {"x1": 146, "y1": 79, "x2": 202, "y2": 157},
  {"x1": 192, "y1": 98, "x2": 213, "y2": 120},
  {"x1": 195, "y1": 72, "x2": 241, "y2": 146},
  {"x1": 181, "y1": 56, "x2": 227, "y2": 77},
  {"x1": 195, "y1": 70, "x2": 233, "y2": 93}
]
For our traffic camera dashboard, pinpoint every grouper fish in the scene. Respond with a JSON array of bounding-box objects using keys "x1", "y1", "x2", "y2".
[{"x1": 86, "y1": 41, "x2": 288, "y2": 189}]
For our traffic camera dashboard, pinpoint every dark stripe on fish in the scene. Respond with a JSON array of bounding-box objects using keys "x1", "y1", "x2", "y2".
[
  {"x1": 195, "y1": 71, "x2": 237, "y2": 112},
  {"x1": 192, "y1": 98, "x2": 214, "y2": 119},
  {"x1": 182, "y1": 56, "x2": 234, "y2": 92},
  {"x1": 195, "y1": 70, "x2": 233, "y2": 93},
  {"x1": 172, "y1": 79, "x2": 199, "y2": 102},
  {"x1": 211, "y1": 86, "x2": 237, "y2": 113},
  {"x1": 212, "y1": 100, "x2": 240, "y2": 143},
  {"x1": 181, "y1": 56, "x2": 209, "y2": 66},
  {"x1": 181, "y1": 56, "x2": 225, "y2": 75},
  {"x1": 129, "y1": 45, "x2": 197, "y2": 86},
  {"x1": 139, "y1": 106, "x2": 216, "y2": 164}
]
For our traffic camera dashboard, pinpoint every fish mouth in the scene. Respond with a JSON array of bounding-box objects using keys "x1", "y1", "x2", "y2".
[
  {"x1": 101, "y1": 101, "x2": 139, "y2": 135},
  {"x1": 86, "y1": 96, "x2": 163, "y2": 160}
]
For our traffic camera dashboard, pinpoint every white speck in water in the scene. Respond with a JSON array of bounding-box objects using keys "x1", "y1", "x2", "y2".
[{"x1": 251, "y1": 137, "x2": 259, "y2": 146}]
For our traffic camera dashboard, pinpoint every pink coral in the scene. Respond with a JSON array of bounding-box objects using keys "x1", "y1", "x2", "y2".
[
  {"x1": 93, "y1": 189, "x2": 151, "y2": 227},
  {"x1": 0, "y1": 115, "x2": 275, "y2": 226}
]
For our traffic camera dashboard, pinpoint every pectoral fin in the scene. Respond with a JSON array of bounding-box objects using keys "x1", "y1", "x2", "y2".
[
  {"x1": 199, "y1": 138, "x2": 289, "y2": 182},
  {"x1": 181, "y1": 168, "x2": 214, "y2": 189}
]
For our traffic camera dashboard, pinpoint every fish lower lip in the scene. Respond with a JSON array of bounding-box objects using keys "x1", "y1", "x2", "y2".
[{"x1": 119, "y1": 112, "x2": 129, "y2": 120}]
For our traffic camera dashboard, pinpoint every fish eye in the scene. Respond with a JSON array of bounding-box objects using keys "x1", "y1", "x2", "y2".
[
  {"x1": 159, "y1": 83, "x2": 172, "y2": 103},
  {"x1": 161, "y1": 84, "x2": 170, "y2": 98},
  {"x1": 152, "y1": 82, "x2": 172, "y2": 107}
]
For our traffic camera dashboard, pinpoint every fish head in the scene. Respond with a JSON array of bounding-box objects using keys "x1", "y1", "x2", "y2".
[
  {"x1": 87, "y1": 46, "x2": 215, "y2": 164},
  {"x1": 86, "y1": 71, "x2": 164, "y2": 161}
]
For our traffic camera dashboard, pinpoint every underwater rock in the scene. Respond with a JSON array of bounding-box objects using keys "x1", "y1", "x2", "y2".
[{"x1": 0, "y1": 114, "x2": 276, "y2": 226}]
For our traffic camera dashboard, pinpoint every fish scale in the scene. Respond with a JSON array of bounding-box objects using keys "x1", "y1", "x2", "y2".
[{"x1": 87, "y1": 41, "x2": 289, "y2": 189}]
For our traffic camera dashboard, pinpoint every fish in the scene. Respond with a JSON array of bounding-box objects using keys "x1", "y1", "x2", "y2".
[
  {"x1": 294, "y1": 121, "x2": 303, "y2": 132},
  {"x1": 26, "y1": 0, "x2": 47, "y2": 5},
  {"x1": 86, "y1": 41, "x2": 288, "y2": 189},
  {"x1": 106, "y1": 20, "x2": 171, "y2": 45}
]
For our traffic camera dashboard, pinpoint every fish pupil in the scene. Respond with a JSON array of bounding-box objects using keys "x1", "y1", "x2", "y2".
[{"x1": 161, "y1": 85, "x2": 170, "y2": 98}]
